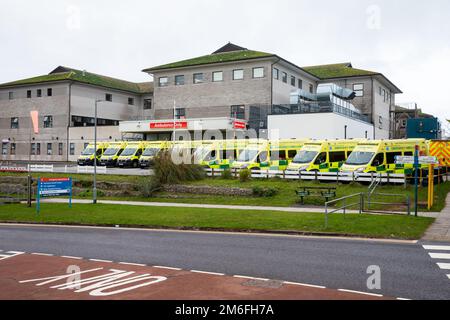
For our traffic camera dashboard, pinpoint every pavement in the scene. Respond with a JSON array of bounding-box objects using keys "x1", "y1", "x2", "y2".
[
  {"x1": 0, "y1": 224, "x2": 449, "y2": 300},
  {"x1": 41, "y1": 198, "x2": 439, "y2": 217},
  {"x1": 422, "y1": 193, "x2": 450, "y2": 242}
]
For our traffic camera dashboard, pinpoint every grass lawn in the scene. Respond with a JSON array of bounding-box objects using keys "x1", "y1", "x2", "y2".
[{"x1": 0, "y1": 203, "x2": 434, "y2": 240}]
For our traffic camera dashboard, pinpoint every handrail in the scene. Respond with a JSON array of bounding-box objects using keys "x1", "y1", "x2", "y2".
[{"x1": 324, "y1": 193, "x2": 364, "y2": 228}]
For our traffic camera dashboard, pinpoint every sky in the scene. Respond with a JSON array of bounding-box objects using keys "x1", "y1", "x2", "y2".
[{"x1": 1, "y1": 0, "x2": 449, "y2": 133}]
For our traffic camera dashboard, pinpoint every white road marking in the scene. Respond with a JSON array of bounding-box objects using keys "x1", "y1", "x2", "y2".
[
  {"x1": 31, "y1": 253, "x2": 54, "y2": 256},
  {"x1": 429, "y1": 253, "x2": 450, "y2": 259},
  {"x1": 0, "y1": 251, "x2": 25, "y2": 261},
  {"x1": 423, "y1": 245, "x2": 450, "y2": 251},
  {"x1": 191, "y1": 270, "x2": 225, "y2": 276},
  {"x1": 89, "y1": 259, "x2": 113, "y2": 263},
  {"x1": 153, "y1": 266, "x2": 182, "y2": 271},
  {"x1": 61, "y1": 256, "x2": 83, "y2": 260},
  {"x1": 437, "y1": 263, "x2": 450, "y2": 270},
  {"x1": 283, "y1": 281, "x2": 326, "y2": 289},
  {"x1": 233, "y1": 275, "x2": 269, "y2": 281},
  {"x1": 397, "y1": 297, "x2": 411, "y2": 300},
  {"x1": 337, "y1": 289, "x2": 383, "y2": 297},
  {"x1": 118, "y1": 262, "x2": 146, "y2": 267}
]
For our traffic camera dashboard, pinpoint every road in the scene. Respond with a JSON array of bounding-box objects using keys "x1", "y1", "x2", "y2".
[{"x1": 0, "y1": 224, "x2": 449, "y2": 300}]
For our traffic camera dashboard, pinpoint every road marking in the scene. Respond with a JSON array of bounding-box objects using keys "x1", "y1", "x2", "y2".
[
  {"x1": 429, "y1": 253, "x2": 450, "y2": 259},
  {"x1": 437, "y1": 263, "x2": 450, "y2": 270},
  {"x1": 118, "y1": 262, "x2": 146, "y2": 267},
  {"x1": 153, "y1": 266, "x2": 182, "y2": 271},
  {"x1": 397, "y1": 297, "x2": 411, "y2": 300},
  {"x1": 61, "y1": 256, "x2": 83, "y2": 260},
  {"x1": 338, "y1": 289, "x2": 383, "y2": 297},
  {"x1": 191, "y1": 270, "x2": 225, "y2": 276},
  {"x1": 89, "y1": 259, "x2": 113, "y2": 263},
  {"x1": 423, "y1": 245, "x2": 450, "y2": 251},
  {"x1": 233, "y1": 275, "x2": 269, "y2": 281},
  {"x1": 0, "y1": 251, "x2": 25, "y2": 261},
  {"x1": 31, "y1": 253, "x2": 54, "y2": 256},
  {"x1": 283, "y1": 281, "x2": 326, "y2": 289}
]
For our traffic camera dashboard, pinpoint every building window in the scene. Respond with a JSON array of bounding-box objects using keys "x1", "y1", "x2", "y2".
[
  {"x1": 158, "y1": 77, "x2": 168, "y2": 87},
  {"x1": 10, "y1": 117, "x2": 19, "y2": 129},
  {"x1": 309, "y1": 84, "x2": 314, "y2": 94},
  {"x1": 273, "y1": 68, "x2": 279, "y2": 80},
  {"x1": 233, "y1": 69, "x2": 244, "y2": 80},
  {"x1": 37, "y1": 89, "x2": 42, "y2": 97},
  {"x1": 58, "y1": 143, "x2": 63, "y2": 156},
  {"x1": 253, "y1": 67, "x2": 264, "y2": 78},
  {"x1": 193, "y1": 73, "x2": 204, "y2": 84},
  {"x1": 282, "y1": 72, "x2": 287, "y2": 83},
  {"x1": 47, "y1": 88, "x2": 53, "y2": 96},
  {"x1": 230, "y1": 105, "x2": 245, "y2": 120},
  {"x1": 47, "y1": 143, "x2": 52, "y2": 156},
  {"x1": 1, "y1": 143, "x2": 7, "y2": 155},
  {"x1": 27, "y1": 90, "x2": 32, "y2": 98},
  {"x1": 143, "y1": 99, "x2": 152, "y2": 110},
  {"x1": 174, "y1": 108, "x2": 186, "y2": 120},
  {"x1": 212, "y1": 71, "x2": 223, "y2": 82},
  {"x1": 8, "y1": 92, "x2": 13, "y2": 100},
  {"x1": 290, "y1": 76, "x2": 296, "y2": 87},
  {"x1": 30, "y1": 143, "x2": 36, "y2": 155},
  {"x1": 128, "y1": 97, "x2": 134, "y2": 105},
  {"x1": 10, "y1": 143, "x2": 16, "y2": 155},
  {"x1": 70, "y1": 143, "x2": 75, "y2": 155},
  {"x1": 353, "y1": 84, "x2": 364, "y2": 97},
  {"x1": 175, "y1": 75, "x2": 185, "y2": 85},
  {"x1": 36, "y1": 143, "x2": 41, "y2": 155},
  {"x1": 298, "y1": 79, "x2": 303, "y2": 89},
  {"x1": 43, "y1": 115, "x2": 53, "y2": 128},
  {"x1": 105, "y1": 93, "x2": 112, "y2": 102}
]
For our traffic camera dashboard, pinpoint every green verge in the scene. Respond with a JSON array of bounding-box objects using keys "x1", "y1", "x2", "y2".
[{"x1": 0, "y1": 203, "x2": 434, "y2": 240}]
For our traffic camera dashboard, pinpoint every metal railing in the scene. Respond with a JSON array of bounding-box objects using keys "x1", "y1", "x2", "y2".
[
  {"x1": 324, "y1": 193, "x2": 364, "y2": 228},
  {"x1": 366, "y1": 192, "x2": 411, "y2": 215}
]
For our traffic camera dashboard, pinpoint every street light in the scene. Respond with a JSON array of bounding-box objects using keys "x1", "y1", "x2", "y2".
[{"x1": 93, "y1": 99, "x2": 105, "y2": 204}]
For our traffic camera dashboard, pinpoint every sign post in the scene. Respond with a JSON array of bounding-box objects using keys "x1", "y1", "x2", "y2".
[
  {"x1": 428, "y1": 164, "x2": 434, "y2": 210},
  {"x1": 413, "y1": 146, "x2": 419, "y2": 217},
  {"x1": 36, "y1": 177, "x2": 73, "y2": 215}
]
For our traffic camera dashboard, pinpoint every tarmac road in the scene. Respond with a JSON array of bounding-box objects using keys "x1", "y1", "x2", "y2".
[{"x1": 0, "y1": 224, "x2": 449, "y2": 300}]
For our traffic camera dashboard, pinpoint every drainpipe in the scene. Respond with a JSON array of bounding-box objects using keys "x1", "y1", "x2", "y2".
[
  {"x1": 371, "y1": 78, "x2": 375, "y2": 139},
  {"x1": 67, "y1": 82, "x2": 73, "y2": 162},
  {"x1": 269, "y1": 58, "x2": 281, "y2": 137}
]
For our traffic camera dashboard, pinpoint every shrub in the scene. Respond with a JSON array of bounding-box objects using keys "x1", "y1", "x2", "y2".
[
  {"x1": 138, "y1": 177, "x2": 162, "y2": 198},
  {"x1": 153, "y1": 150, "x2": 205, "y2": 185},
  {"x1": 252, "y1": 186, "x2": 278, "y2": 197},
  {"x1": 239, "y1": 169, "x2": 251, "y2": 182},
  {"x1": 221, "y1": 169, "x2": 233, "y2": 180}
]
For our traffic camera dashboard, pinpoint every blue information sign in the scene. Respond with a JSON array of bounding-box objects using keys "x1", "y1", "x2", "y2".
[{"x1": 36, "y1": 177, "x2": 72, "y2": 214}]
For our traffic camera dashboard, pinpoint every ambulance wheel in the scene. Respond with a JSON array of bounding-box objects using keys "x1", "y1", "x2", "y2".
[{"x1": 132, "y1": 160, "x2": 138, "y2": 168}]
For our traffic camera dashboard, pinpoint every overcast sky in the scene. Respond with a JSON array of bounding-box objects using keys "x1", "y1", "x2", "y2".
[{"x1": 1, "y1": 0, "x2": 449, "y2": 129}]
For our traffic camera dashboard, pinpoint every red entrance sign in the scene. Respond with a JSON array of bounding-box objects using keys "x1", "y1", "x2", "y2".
[
  {"x1": 150, "y1": 122, "x2": 188, "y2": 129},
  {"x1": 233, "y1": 121, "x2": 246, "y2": 129}
]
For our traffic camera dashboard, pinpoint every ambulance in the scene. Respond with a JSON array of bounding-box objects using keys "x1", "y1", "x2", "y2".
[
  {"x1": 99, "y1": 141, "x2": 128, "y2": 167},
  {"x1": 199, "y1": 139, "x2": 250, "y2": 169},
  {"x1": 117, "y1": 142, "x2": 146, "y2": 168},
  {"x1": 231, "y1": 139, "x2": 308, "y2": 170},
  {"x1": 139, "y1": 141, "x2": 169, "y2": 168},
  {"x1": 287, "y1": 140, "x2": 361, "y2": 172},
  {"x1": 77, "y1": 142, "x2": 109, "y2": 166},
  {"x1": 340, "y1": 139, "x2": 429, "y2": 174},
  {"x1": 429, "y1": 140, "x2": 450, "y2": 168}
]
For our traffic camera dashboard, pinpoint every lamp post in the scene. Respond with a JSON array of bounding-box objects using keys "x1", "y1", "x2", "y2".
[{"x1": 93, "y1": 99, "x2": 104, "y2": 204}]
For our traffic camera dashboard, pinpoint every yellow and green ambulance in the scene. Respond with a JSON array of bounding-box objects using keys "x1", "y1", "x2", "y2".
[
  {"x1": 99, "y1": 141, "x2": 128, "y2": 167},
  {"x1": 199, "y1": 139, "x2": 250, "y2": 169},
  {"x1": 287, "y1": 140, "x2": 361, "y2": 172},
  {"x1": 117, "y1": 142, "x2": 146, "y2": 168},
  {"x1": 340, "y1": 139, "x2": 429, "y2": 174},
  {"x1": 77, "y1": 142, "x2": 109, "y2": 166},
  {"x1": 139, "y1": 141, "x2": 169, "y2": 168}
]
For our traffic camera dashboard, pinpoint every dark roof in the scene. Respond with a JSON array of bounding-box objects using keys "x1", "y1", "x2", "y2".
[
  {"x1": 303, "y1": 62, "x2": 402, "y2": 93},
  {"x1": 212, "y1": 42, "x2": 248, "y2": 54},
  {"x1": 0, "y1": 66, "x2": 153, "y2": 94}
]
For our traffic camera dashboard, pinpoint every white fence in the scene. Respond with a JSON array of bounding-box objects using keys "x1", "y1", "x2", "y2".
[
  {"x1": 205, "y1": 168, "x2": 406, "y2": 184},
  {"x1": 77, "y1": 166, "x2": 107, "y2": 174}
]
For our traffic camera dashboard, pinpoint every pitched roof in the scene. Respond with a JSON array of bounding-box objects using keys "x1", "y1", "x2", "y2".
[
  {"x1": 303, "y1": 62, "x2": 402, "y2": 93},
  {"x1": 0, "y1": 66, "x2": 153, "y2": 94},
  {"x1": 303, "y1": 63, "x2": 378, "y2": 79},
  {"x1": 143, "y1": 43, "x2": 275, "y2": 72}
]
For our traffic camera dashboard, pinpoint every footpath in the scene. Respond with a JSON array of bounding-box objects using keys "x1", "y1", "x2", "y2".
[{"x1": 422, "y1": 193, "x2": 450, "y2": 242}]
